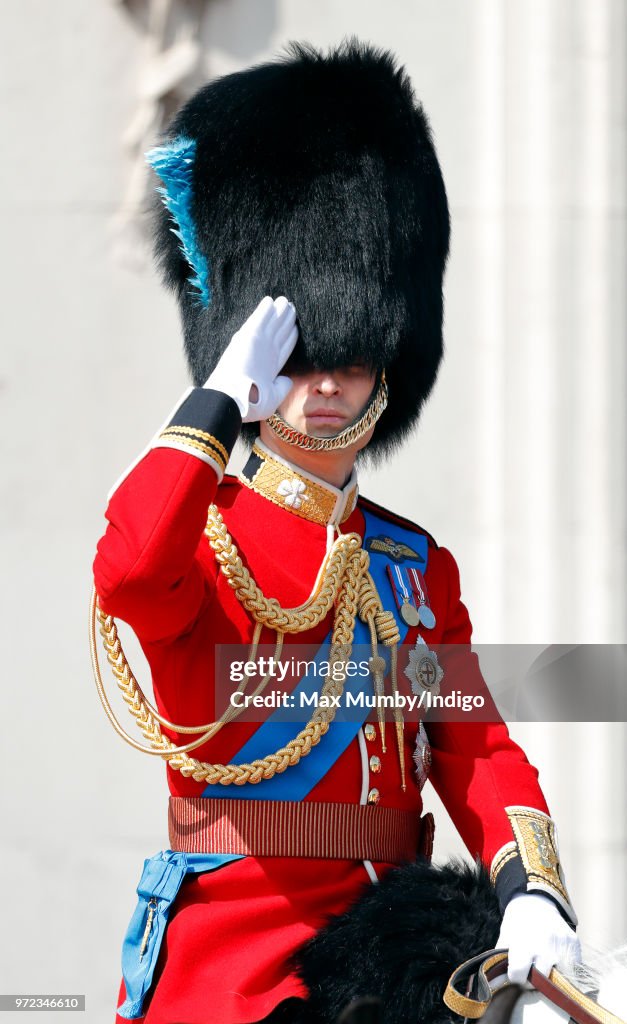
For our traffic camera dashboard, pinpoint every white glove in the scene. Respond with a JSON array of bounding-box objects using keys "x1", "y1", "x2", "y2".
[
  {"x1": 204, "y1": 295, "x2": 298, "y2": 422},
  {"x1": 497, "y1": 893, "x2": 581, "y2": 985}
]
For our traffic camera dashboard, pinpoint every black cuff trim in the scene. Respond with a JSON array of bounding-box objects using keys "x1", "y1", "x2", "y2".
[
  {"x1": 167, "y1": 388, "x2": 241, "y2": 454},
  {"x1": 494, "y1": 853, "x2": 576, "y2": 927},
  {"x1": 494, "y1": 852, "x2": 529, "y2": 913}
]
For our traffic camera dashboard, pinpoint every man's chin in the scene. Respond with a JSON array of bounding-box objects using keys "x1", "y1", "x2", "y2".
[{"x1": 301, "y1": 420, "x2": 347, "y2": 438}]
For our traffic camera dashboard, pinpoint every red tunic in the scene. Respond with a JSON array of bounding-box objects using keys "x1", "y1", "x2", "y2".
[{"x1": 94, "y1": 439, "x2": 551, "y2": 1024}]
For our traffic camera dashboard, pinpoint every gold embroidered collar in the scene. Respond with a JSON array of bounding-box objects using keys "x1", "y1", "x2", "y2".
[{"x1": 239, "y1": 439, "x2": 359, "y2": 527}]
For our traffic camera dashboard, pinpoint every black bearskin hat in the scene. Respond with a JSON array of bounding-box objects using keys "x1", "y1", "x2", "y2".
[
  {"x1": 148, "y1": 40, "x2": 450, "y2": 456},
  {"x1": 293, "y1": 859, "x2": 502, "y2": 1024}
]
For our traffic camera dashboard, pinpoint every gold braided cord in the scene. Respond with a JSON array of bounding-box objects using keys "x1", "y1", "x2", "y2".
[
  {"x1": 355, "y1": 570, "x2": 405, "y2": 786},
  {"x1": 369, "y1": 601, "x2": 405, "y2": 786},
  {"x1": 91, "y1": 543, "x2": 366, "y2": 783},
  {"x1": 90, "y1": 593, "x2": 287, "y2": 752},
  {"x1": 91, "y1": 505, "x2": 405, "y2": 785},
  {"x1": 266, "y1": 371, "x2": 388, "y2": 452},
  {"x1": 205, "y1": 508, "x2": 363, "y2": 632},
  {"x1": 90, "y1": 589, "x2": 232, "y2": 756}
]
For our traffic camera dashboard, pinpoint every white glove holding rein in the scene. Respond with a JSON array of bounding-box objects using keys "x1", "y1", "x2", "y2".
[
  {"x1": 498, "y1": 892, "x2": 581, "y2": 985},
  {"x1": 204, "y1": 295, "x2": 298, "y2": 422}
]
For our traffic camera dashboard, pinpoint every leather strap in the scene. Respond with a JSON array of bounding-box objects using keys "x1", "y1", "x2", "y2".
[
  {"x1": 444, "y1": 951, "x2": 509, "y2": 1018},
  {"x1": 529, "y1": 965, "x2": 625, "y2": 1024},
  {"x1": 169, "y1": 797, "x2": 431, "y2": 864},
  {"x1": 444, "y1": 949, "x2": 626, "y2": 1024}
]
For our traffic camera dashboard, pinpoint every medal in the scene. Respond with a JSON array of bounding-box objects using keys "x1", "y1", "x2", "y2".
[
  {"x1": 418, "y1": 604, "x2": 436, "y2": 629},
  {"x1": 401, "y1": 601, "x2": 421, "y2": 627},
  {"x1": 386, "y1": 564, "x2": 421, "y2": 628},
  {"x1": 408, "y1": 568, "x2": 436, "y2": 630}
]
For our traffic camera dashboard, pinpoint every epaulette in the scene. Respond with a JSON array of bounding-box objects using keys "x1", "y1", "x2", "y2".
[{"x1": 357, "y1": 494, "x2": 439, "y2": 550}]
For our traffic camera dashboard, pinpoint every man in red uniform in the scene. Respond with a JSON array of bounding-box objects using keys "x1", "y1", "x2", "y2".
[{"x1": 93, "y1": 42, "x2": 579, "y2": 1024}]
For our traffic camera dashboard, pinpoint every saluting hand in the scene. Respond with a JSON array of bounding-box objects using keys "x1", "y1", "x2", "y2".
[{"x1": 203, "y1": 296, "x2": 298, "y2": 422}]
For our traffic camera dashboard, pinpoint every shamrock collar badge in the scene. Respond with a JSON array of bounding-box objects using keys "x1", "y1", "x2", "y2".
[{"x1": 277, "y1": 478, "x2": 309, "y2": 509}]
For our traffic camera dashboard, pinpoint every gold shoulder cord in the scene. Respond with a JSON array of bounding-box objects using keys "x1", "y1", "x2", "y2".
[{"x1": 90, "y1": 504, "x2": 407, "y2": 787}]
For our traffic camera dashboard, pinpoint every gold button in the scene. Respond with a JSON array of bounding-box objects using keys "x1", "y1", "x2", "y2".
[
  {"x1": 367, "y1": 788, "x2": 380, "y2": 804},
  {"x1": 364, "y1": 724, "x2": 376, "y2": 742},
  {"x1": 369, "y1": 755, "x2": 381, "y2": 774}
]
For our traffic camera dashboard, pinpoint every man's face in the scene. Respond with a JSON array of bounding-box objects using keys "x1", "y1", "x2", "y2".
[{"x1": 278, "y1": 364, "x2": 378, "y2": 438}]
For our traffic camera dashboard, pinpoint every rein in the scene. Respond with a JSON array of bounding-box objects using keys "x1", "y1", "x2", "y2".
[{"x1": 444, "y1": 950, "x2": 626, "y2": 1024}]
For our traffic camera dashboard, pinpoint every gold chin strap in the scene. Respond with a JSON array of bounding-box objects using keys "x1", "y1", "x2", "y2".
[{"x1": 265, "y1": 370, "x2": 388, "y2": 452}]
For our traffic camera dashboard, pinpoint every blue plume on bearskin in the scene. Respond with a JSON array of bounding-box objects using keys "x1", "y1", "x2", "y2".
[{"x1": 146, "y1": 137, "x2": 211, "y2": 308}]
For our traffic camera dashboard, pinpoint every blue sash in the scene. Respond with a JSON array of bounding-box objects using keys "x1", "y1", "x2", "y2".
[{"x1": 118, "y1": 506, "x2": 428, "y2": 1018}]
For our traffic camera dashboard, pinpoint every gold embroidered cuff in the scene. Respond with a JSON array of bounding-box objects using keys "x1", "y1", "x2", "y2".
[{"x1": 495, "y1": 806, "x2": 577, "y2": 925}]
